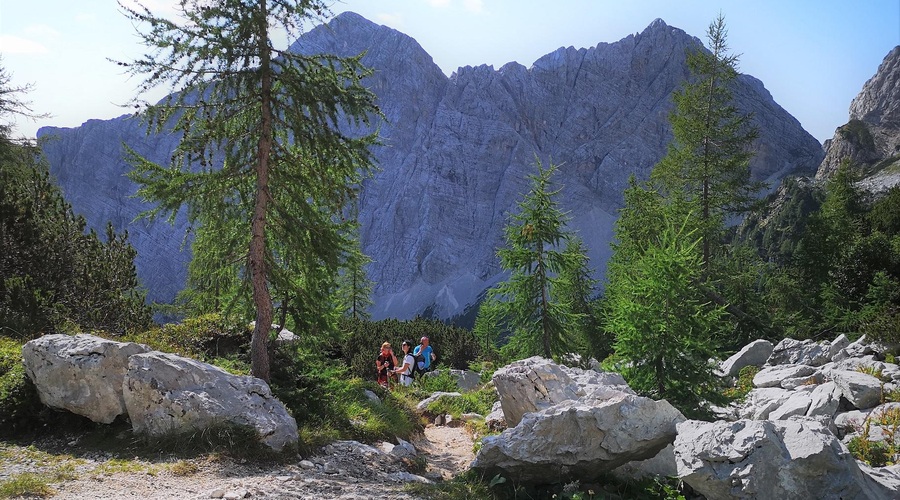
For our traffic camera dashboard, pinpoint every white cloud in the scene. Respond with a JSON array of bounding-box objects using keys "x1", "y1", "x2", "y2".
[
  {"x1": 428, "y1": 0, "x2": 452, "y2": 8},
  {"x1": 74, "y1": 13, "x2": 98, "y2": 23},
  {"x1": 24, "y1": 24, "x2": 61, "y2": 40},
  {"x1": 462, "y1": 0, "x2": 484, "y2": 13},
  {"x1": 0, "y1": 35, "x2": 49, "y2": 54}
]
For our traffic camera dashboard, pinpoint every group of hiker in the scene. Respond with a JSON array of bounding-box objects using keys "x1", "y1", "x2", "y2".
[{"x1": 375, "y1": 336, "x2": 436, "y2": 388}]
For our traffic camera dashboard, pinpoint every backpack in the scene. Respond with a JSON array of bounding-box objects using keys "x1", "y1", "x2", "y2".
[{"x1": 410, "y1": 351, "x2": 426, "y2": 377}]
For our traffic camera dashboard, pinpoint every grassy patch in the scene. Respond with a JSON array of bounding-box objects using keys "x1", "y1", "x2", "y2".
[
  {"x1": 722, "y1": 365, "x2": 760, "y2": 401},
  {"x1": 0, "y1": 472, "x2": 55, "y2": 499}
]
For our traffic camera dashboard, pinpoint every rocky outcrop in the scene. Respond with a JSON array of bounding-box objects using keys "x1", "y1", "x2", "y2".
[
  {"x1": 676, "y1": 418, "x2": 896, "y2": 499},
  {"x1": 818, "y1": 46, "x2": 900, "y2": 188},
  {"x1": 123, "y1": 352, "x2": 299, "y2": 452},
  {"x1": 472, "y1": 358, "x2": 683, "y2": 483},
  {"x1": 22, "y1": 334, "x2": 151, "y2": 423},
  {"x1": 473, "y1": 393, "x2": 684, "y2": 483},
  {"x1": 22, "y1": 333, "x2": 297, "y2": 451},
  {"x1": 38, "y1": 12, "x2": 824, "y2": 320},
  {"x1": 491, "y1": 356, "x2": 632, "y2": 427}
]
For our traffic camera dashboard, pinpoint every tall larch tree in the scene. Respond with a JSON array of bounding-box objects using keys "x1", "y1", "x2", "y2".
[
  {"x1": 120, "y1": 0, "x2": 380, "y2": 381},
  {"x1": 651, "y1": 14, "x2": 760, "y2": 270}
]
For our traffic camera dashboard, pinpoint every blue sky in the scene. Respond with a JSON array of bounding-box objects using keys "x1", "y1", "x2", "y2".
[{"x1": 1, "y1": 0, "x2": 898, "y2": 143}]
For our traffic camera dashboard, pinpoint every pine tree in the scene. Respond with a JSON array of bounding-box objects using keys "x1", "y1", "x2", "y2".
[
  {"x1": 120, "y1": 1, "x2": 380, "y2": 381},
  {"x1": 0, "y1": 64, "x2": 150, "y2": 338},
  {"x1": 492, "y1": 159, "x2": 575, "y2": 359}
]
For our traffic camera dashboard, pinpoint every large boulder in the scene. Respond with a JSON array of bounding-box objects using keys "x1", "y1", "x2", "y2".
[
  {"x1": 766, "y1": 338, "x2": 830, "y2": 367},
  {"x1": 720, "y1": 339, "x2": 773, "y2": 377},
  {"x1": 123, "y1": 352, "x2": 298, "y2": 451},
  {"x1": 22, "y1": 334, "x2": 150, "y2": 423},
  {"x1": 675, "y1": 418, "x2": 896, "y2": 500},
  {"x1": 492, "y1": 356, "x2": 632, "y2": 427},
  {"x1": 827, "y1": 369, "x2": 885, "y2": 410},
  {"x1": 473, "y1": 393, "x2": 684, "y2": 483}
]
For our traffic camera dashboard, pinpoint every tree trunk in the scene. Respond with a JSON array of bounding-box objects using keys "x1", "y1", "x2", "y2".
[{"x1": 250, "y1": 0, "x2": 273, "y2": 382}]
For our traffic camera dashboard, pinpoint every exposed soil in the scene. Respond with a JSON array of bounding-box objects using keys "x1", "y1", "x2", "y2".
[{"x1": 0, "y1": 424, "x2": 476, "y2": 499}]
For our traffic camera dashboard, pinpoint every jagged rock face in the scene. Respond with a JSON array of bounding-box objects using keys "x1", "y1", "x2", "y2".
[
  {"x1": 37, "y1": 12, "x2": 824, "y2": 319},
  {"x1": 818, "y1": 46, "x2": 900, "y2": 182}
]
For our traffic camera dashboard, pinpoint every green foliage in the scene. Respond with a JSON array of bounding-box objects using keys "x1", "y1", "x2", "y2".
[
  {"x1": 838, "y1": 119, "x2": 876, "y2": 153},
  {"x1": 651, "y1": 14, "x2": 760, "y2": 270},
  {"x1": 490, "y1": 159, "x2": 583, "y2": 360},
  {"x1": 335, "y1": 317, "x2": 481, "y2": 382},
  {"x1": 0, "y1": 338, "x2": 43, "y2": 438},
  {"x1": 605, "y1": 216, "x2": 726, "y2": 417},
  {"x1": 556, "y1": 237, "x2": 610, "y2": 361},
  {"x1": 868, "y1": 185, "x2": 900, "y2": 236},
  {"x1": 0, "y1": 138, "x2": 151, "y2": 339},
  {"x1": 423, "y1": 386, "x2": 497, "y2": 419},
  {"x1": 122, "y1": 313, "x2": 250, "y2": 368},
  {"x1": 722, "y1": 365, "x2": 760, "y2": 401},
  {"x1": 0, "y1": 472, "x2": 54, "y2": 499}
]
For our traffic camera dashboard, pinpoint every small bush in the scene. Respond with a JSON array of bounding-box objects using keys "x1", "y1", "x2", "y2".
[
  {"x1": 122, "y1": 313, "x2": 250, "y2": 364},
  {"x1": 723, "y1": 365, "x2": 760, "y2": 402},
  {"x1": 0, "y1": 338, "x2": 44, "y2": 438}
]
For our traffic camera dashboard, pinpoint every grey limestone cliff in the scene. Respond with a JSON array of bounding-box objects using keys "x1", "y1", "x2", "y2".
[
  {"x1": 818, "y1": 46, "x2": 900, "y2": 188},
  {"x1": 38, "y1": 12, "x2": 824, "y2": 320}
]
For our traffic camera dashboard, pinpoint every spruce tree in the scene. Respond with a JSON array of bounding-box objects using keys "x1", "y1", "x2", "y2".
[{"x1": 119, "y1": 0, "x2": 380, "y2": 381}]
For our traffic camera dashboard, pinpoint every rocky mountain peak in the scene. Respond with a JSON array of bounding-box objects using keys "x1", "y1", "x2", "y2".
[
  {"x1": 849, "y1": 46, "x2": 900, "y2": 127},
  {"x1": 38, "y1": 14, "x2": 824, "y2": 320}
]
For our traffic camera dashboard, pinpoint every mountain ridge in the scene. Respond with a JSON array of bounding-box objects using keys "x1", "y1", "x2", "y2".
[{"x1": 37, "y1": 12, "x2": 824, "y2": 320}]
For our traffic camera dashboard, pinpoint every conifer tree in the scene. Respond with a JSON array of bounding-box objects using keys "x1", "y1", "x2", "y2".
[
  {"x1": 492, "y1": 160, "x2": 576, "y2": 359},
  {"x1": 556, "y1": 236, "x2": 607, "y2": 360},
  {"x1": 651, "y1": 14, "x2": 760, "y2": 269},
  {"x1": 604, "y1": 216, "x2": 725, "y2": 415},
  {"x1": 119, "y1": 0, "x2": 379, "y2": 381}
]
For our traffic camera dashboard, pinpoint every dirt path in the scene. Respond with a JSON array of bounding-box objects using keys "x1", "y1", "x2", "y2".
[
  {"x1": 416, "y1": 424, "x2": 476, "y2": 480},
  {"x1": 2, "y1": 424, "x2": 476, "y2": 499}
]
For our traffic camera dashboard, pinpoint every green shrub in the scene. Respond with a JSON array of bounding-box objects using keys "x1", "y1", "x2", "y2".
[
  {"x1": 122, "y1": 313, "x2": 250, "y2": 365},
  {"x1": 0, "y1": 338, "x2": 44, "y2": 438},
  {"x1": 723, "y1": 365, "x2": 760, "y2": 402}
]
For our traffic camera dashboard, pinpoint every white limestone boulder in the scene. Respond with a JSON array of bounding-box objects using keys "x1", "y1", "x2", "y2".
[
  {"x1": 492, "y1": 356, "x2": 632, "y2": 427},
  {"x1": 752, "y1": 364, "x2": 816, "y2": 388},
  {"x1": 123, "y1": 352, "x2": 298, "y2": 451},
  {"x1": 472, "y1": 393, "x2": 684, "y2": 483},
  {"x1": 767, "y1": 338, "x2": 830, "y2": 367},
  {"x1": 720, "y1": 339, "x2": 773, "y2": 377},
  {"x1": 828, "y1": 369, "x2": 885, "y2": 410},
  {"x1": 805, "y1": 381, "x2": 842, "y2": 419},
  {"x1": 22, "y1": 334, "x2": 150, "y2": 424},
  {"x1": 675, "y1": 418, "x2": 896, "y2": 499}
]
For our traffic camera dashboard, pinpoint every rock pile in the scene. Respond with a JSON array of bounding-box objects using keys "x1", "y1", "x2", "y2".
[{"x1": 476, "y1": 338, "x2": 900, "y2": 498}]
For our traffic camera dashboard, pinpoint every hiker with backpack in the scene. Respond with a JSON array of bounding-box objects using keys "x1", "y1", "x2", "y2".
[
  {"x1": 394, "y1": 340, "x2": 416, "y2": 387},
  {"x1": 413, "y1": 336, "x2": 436, "y2": 373},
  {"x1": 376, "y1": 342, "x2": 397, "y2": 389}
]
